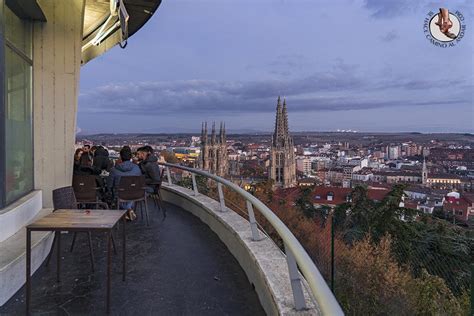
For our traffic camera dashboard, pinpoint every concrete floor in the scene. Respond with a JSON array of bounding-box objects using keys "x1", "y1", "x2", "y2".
[{"x1": 0, "y1": 202, "x2": 265, "y2": 315}]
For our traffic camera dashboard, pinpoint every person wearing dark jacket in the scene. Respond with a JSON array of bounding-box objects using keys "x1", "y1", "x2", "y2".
[
  {"x1": 93, "y1": 146, "x2": 110, "y2": 173},
  {"x1": 108, "y1": 147, "x2": 142, "y2": 219},
  {"x1": 74, "y1": 152, "x2": 95, "y2": 175},
  {"x1": 137, "y1": 146, "x2": 161, "y2": 192}
]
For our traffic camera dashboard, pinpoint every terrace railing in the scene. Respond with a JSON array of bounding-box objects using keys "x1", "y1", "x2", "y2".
[{"x1": 158, "y1": 162, "x2": 344, "y2": 316}]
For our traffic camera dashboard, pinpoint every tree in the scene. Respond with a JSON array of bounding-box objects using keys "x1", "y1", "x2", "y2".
[
  {"x1": 295, "y1": 187, "x2": 320, "y2": 219},
  {"x1": 161, "y1": 150, "x2": 179, "y2": 163}
]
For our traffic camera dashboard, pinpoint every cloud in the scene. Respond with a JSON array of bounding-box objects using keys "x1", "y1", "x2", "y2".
[
  {"x1": 79, "y1": 66, "x2": 471, "y2": 118},
  {"x1": 79, "y1": 61, "x2": 364, "y2": 115},
  {"x1": 380, "y1": 30, "x2": 399, "y2": 42},
  {"x1": 364, "y1": 0, "x2": 473, "y2": 19},
  {"x1": 364, "y1": 0, "x2": 418, "y2": 18}
]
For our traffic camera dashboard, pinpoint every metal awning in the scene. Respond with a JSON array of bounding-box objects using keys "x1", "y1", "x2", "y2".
[{"x1": 81, "y1": 0, "x2": 161, "y2": 63}]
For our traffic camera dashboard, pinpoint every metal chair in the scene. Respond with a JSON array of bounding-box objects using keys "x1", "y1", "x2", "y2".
[
  {"x1": 72, "y1": 175, "x2": 107, "y2": 207},
  {"x1": 147, "y1": 168, "x2": 167, "y2": 219},
  {"x1": 46, "y1": 186, "x2": 115, "y2": 272},
  {"x1": 117, "y1": 176, "x2": 149, "y2": 226}
]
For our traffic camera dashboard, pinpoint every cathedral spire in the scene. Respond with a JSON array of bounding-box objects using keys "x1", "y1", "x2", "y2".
[
  {"x1": 201, "y1": 122, "x2": 208, "y2": 145},
  {"x1": 219, "y1": 121, "x2": 226, "y2": 144},
  {"x1": 273, "y1": 96, "x2": 284, "y2": 145},
  {"x1": 282, "y1": 98, "x2": 289, "y2": 135},
  {"x1": 211, "y1": 121, "x2": 216, "y2": 145}
]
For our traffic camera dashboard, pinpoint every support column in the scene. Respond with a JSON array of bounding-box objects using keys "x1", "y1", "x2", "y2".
[{"x1": 33, "y1": 0, "x2": 85, "y2": 207}]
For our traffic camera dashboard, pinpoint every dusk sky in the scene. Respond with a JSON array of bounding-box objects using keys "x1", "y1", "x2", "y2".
[{"x1": 78, "y1": 0, "x2": 473, "y2": 134}]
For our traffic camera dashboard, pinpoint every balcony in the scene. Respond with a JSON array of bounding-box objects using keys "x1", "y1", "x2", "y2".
[
  {"x1": 0, "y1": 202, "x2": 264, "y2": 314},
  {"x1": 0, "y1": 163, "x2": 342, "y2": 315}
]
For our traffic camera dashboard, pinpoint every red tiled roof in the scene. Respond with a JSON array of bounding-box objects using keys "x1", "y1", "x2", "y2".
[
  {"x1": 404, "y1": 200, "x2": 419, "y2": 210},
  {"x1": 463, "y1": 194, "x2": 474, "y2": 205},
  {"x1": 312, "y1": 186, "x2": 390, "y2": 205},
  {"x1": 273, "y1": 187, "x2": 301, "y2": 203},
  {"x1": 444, "y1": 197, "x2": 471, "y2": 211}
]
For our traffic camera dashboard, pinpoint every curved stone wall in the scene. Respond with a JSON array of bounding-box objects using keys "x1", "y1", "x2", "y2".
[{"x1": 161, "y1": 184, "x2": 319, "y2": 315}]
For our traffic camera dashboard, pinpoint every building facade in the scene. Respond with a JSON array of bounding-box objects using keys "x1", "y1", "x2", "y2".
[
  {"x1": 296, "y1": 157, "x2": 312, "y2": 175},
  {"x1": 200, "y1": 122, "x2": 228, "y2": 177},
  {"x1": 268, "y1": 97, "x2": 296, "y2": 188},
  {"x1": 0, "y1": 0, "x2": 161, "y2": 306}
]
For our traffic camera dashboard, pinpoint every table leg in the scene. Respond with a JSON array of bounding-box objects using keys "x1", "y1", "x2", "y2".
[
  {"x1": 107, "y1": 231, "x2": 112, "y2": 314},
  {"x1": 56, "y1": 231, "x2": 61, "y2": 283},
  {"x1": 122, "y1": 216, "x2": 126, "y2": 282},
  {"x1": 26, "y1": 228, "x2": 31, "y2": 315}
]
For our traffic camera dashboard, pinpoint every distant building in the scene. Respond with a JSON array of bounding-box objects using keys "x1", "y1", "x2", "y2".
[
  {"x1": 443, "y1": 193, "x2": 474, "y2": 224},
  {"x1": 298, "y1": 178, "x2": 317, "y2": 187},
  {"x1": 427, "y1": 174, "x2": 462, "y2": 190},
  {"x1": 199, "y1": 122, "x2": 228, "y2": 177},
  {"x1": 269, "y1": 97, "x2": 297, "y2": 188},
  {"x1": 352, "y1": 168, "x2": 373, "y2": 182},
  {"x1": 387, "y1": 145, "x2": 400, "y2": 160},
  {"x1": 312, "y1": 186, "x2": 389, "y2": 208},
  {"x1": 296, "y1": 157, "x2": 312, "y2": 175}
]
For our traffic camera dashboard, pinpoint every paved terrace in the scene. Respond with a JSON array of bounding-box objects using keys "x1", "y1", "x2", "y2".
[{"x1": 0, "y1": 202, "x2": 264, "y2": 315}]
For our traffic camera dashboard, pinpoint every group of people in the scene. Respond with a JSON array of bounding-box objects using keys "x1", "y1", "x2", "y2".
[
  {"x1": 73, "y1": 144, "x2": 112, "y2": 176},
  {"x1": 73, "y1": 144, "x2": 161, "y2": 220}
]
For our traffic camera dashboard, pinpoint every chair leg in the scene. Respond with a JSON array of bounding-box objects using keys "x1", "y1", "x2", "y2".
[
  {"x1": 111, "y1": 234, "x2": 117, "y2": 255},
  {"x1": 144, "y1": 199, "x2": 150, "y2": 226},
  {"x1": 152, "y1": 195, "x2": 159, "y2": 209},
  {"x1": 138, "y1": 201, "x2": 144, "y2": 223},
  {"x1": 87, "y1": 232, "x2": 95, "y2": 272},
  {"x1": 45, "y1": 234, "x2": 57, "y2": 267},
  {"x1": 69, "y1": 232, "x2": 77, "y2": 252}
]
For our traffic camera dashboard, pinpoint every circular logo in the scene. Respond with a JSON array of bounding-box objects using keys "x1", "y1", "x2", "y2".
[
  {"x1": 429, "y1": 13, "x2": 460, "y2": 42},
  {"x1": 424, "y1": 9, "x2": 466, "y2": 48}
]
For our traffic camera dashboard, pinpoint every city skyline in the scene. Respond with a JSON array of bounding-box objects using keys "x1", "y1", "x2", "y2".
[{"x1": 78, "y1": 0, "x2": 473, "y2": 134}]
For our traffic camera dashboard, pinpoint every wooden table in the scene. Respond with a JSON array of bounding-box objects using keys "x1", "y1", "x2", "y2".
[{"x1": 26, "y1": 209, "x2": 128, "y2": 315}]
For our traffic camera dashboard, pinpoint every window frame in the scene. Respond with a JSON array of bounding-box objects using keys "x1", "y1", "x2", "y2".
[
  {"x1": 0, "y1": 0, "x2": 6, "y2": 207},
  {"x1": 0, "y1": 1, "x2": 35, "y2": 208}
]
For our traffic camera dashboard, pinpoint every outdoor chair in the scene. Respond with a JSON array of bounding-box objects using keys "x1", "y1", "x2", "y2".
[
  {"x1": 46, "y1": 186, "x2": 116, "y2": 272},
  {"x1": 147, "y1": 168, "x2": 167, "y2": 219},
  {"x1": 117, "y1": 176, "x2": 150, "y2": 226},
  {"x1": 72, "y1": 175, "x2": 107, "y2": 207}
]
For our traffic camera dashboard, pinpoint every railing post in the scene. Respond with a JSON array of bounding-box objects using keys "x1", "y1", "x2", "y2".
[
  {"x1": 471, "y1": 263, "x2": 473, "y2": 316},
  {"x1": 166, "y1": 167, "x2": 172, "y2": 185},
  {"x1": 285, "y1": 243, "x2": 307, "y2": 311},
  {"x1": 331, "y1": 213, "x2": 335, "y2": 292},
  {"x1": 246, "y1": 200, "x2": 261, "y2": 241},
  {"x1": 217, "y1": 182, "x2": 226, "y2": 212},
  {"x1": 191, "y1": 173, "x2": 199, "y2": 196}
]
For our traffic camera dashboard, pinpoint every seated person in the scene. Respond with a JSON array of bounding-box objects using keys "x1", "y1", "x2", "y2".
[
  {"x1": 92, "y1": 146, "x2": 111, "y2": 174},
  {"x1": 74, "y1": 152, "x2": 95, "y2": 175},
  {"x1": 108, "y1": 147, "x2": 142, "y2": 219},
  {"x1": 136, "y1": 146, "x2": 161, "y2": 193},
  {"x1": 73, "y1": 148, "x2": 83, "y2": 174}
]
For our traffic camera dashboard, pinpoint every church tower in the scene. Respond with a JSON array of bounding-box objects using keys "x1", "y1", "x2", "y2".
[
  {"x1": 201, "y1": 122, "x2": 209, "y2": 170},
  {"x1": 269, "y1": 97, "x2": 296, "y2": 188},
  {"x1": 199, "y1": 121, "x2": 228, "y2": 177},
  {"x1": 422, "y1": 156, "x2": 428, "y2": 186}
]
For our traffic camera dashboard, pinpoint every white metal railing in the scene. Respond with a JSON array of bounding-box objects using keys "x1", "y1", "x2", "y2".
[{"x1": 158, "y1": 162, "x2": 344, "y2": 316}]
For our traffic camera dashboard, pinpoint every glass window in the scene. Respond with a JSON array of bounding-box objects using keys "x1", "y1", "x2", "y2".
[
  {"x1": 3, "y1": 4, "x2": 33, "y2": 205},
  {"x1": 4, "y1": 5, "x2": 31, "y2": 58}
]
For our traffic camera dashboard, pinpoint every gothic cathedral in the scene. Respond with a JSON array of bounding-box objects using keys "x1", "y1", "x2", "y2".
[
  {"x1": 269, "y1": 97, "x2": 297, "y2": 188},
  {"x1": 200, "y1": 122, "x2": 228, "y2": 177}
]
